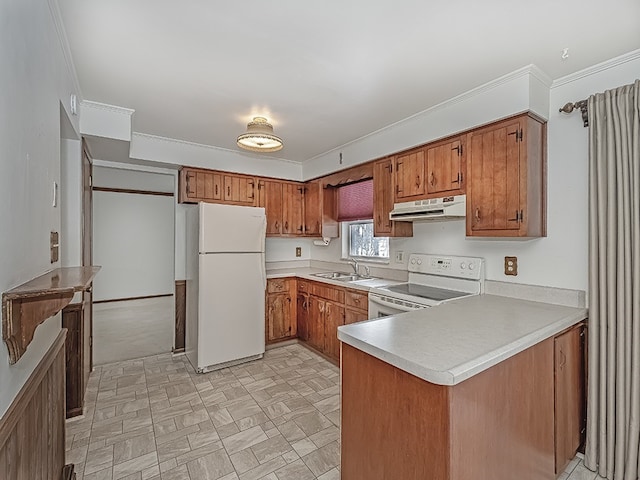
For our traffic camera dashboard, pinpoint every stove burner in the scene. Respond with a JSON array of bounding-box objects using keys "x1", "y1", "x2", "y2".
[{"x1": 385, "y1": 283, "x2": 470, "y2": 302}]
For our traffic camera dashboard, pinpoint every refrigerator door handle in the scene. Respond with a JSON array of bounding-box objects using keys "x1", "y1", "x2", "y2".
[{"x1": 261, "y1": 252, "x2": 267, "y2": 291}]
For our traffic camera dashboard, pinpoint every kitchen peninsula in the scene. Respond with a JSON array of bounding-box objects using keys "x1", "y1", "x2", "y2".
[{"x1": 338, "y1": 294, "x2": 587, "y2": 480}]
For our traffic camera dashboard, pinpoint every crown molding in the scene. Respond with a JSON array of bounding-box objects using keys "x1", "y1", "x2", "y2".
[
  {"x1": 551, "y1": 49, "x2": 640, "y2": 88},
  {"x1": 132, "y1": 132, "x2": 301, "y2": 165},
  {"x1": 81, "y1": 100, "x2": 135, "y2": 116},
  {"x1": 306, "y1": 64, "x2": 549, "y2": 162},
  {"x1": 47, "y1": 0, "x2": 82, "y2": 99}
]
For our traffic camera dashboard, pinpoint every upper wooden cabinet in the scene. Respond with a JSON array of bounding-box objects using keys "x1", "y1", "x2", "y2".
[
  {"x1": 425, "y1": 136, "x2": 465, "y2": 196},
  {"x1": 257, "y1": 180, "x2": 284, "y2": 235},
  {"x1": 180, "y1": 168, "x2": 222, "y2": 203},
  {"x1": 303, "y1": 181, "x2": 322, "y2": 236},
  {"x1": 466, "y1": 113, "x2": 546, "y2": 238},
  {"x1": 373, "y1": 158, "x2": 413, "y2": 238},
  {"x1": 179, "y1": 167, "x2": 255, "y2": 206},
  {"x1": 223, "y1": 174, "x2": 256, "y2": 205},
  {"x1": 283, "y1": 183, "x2": 305, "y2": 235},
  {"x1": 394, "y1": 148, "x2": 426, "y2": 201}
]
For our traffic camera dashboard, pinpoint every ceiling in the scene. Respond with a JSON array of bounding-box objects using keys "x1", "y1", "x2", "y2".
[{"x1": 58, "y1": 0, "x2": 640, "y2": 163}]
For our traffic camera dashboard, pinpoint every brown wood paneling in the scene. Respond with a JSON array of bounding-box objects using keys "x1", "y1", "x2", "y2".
[
  {"x1": 373, "y1": 158, "x2": 413, "y2": 238},
  {"x1": 323, "y1": 301, "x2": 344, "y2": 360},
  {"x1": 449, "y1": 337, "x2": 555, "y2": 480},
  {"x1": 341, "y1": 343, "x2": 450, "y2": 480},
  {"x1": 309, "y1": 281, "x2": 345, "y2": 303},
  {"x1": 394, "y1": 148, "x2": 426, "y2": 201},
  {"x1": 303, "y1": 181, "x2": 322, "y2": 236},
  {"x1": 0, "y1": 330, "x2": 67, "y2": 480},
  {"x1": 174, "y1": 280, "x2": 186, "y2": 353}
]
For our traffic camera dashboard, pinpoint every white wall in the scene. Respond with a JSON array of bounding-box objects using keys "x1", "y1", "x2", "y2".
[
  {"x1": 60, "y1": 137, "x2": 83, "y2": 267},
  {"x1": 0, "y1": 0, "x2": 81, "y2": 417},
  {"x1": 93, "y1": 191, "x2": 175, "y2": 301},
  {"x1": 310, "y1": 51, "x2": 640, "y2": 292},
  {"x1": 265, "y1": 238, "x2": 313, "y2": 263}
]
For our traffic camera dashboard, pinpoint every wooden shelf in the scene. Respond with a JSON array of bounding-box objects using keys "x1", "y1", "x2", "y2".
[{"x1": 2, "y1": 266, "x2": 100, "y2": 364}]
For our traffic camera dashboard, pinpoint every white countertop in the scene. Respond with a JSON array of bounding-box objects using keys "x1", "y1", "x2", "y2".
[
  {"x1": 337, "y1": 294, "x2": 587, "y2": 386},
  {"x1": 266, "y1": 267, "x2": 403, "y2": 292}
]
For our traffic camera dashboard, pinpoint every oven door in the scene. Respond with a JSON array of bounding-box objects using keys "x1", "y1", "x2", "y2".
[{"x1": 367, "y1": 292, "x2": 428, "y2": 319}]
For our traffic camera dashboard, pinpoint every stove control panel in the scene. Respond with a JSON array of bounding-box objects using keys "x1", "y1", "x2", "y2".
[{"x1": 408, "y1": 254, "x2": 484, "y2": 280}]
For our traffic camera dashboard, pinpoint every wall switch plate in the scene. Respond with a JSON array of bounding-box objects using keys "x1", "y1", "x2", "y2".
[
  {"x1": 295, "y1": 247, "x2": 302, "y2": 257},
  {"x1": 395, "y1": 251, "x2": 404, "y2": 263},
  {"x1": 50, "y1": 231, "x2": 59, "y2": 264},
  {"x1": 504, "y1": 256, "x2": 518, "y2": 276}
]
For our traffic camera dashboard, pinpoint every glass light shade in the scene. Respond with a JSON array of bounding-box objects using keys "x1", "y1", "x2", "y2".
[{"x1": 237, "y1": 117, "x2": 283, "y2": 152}]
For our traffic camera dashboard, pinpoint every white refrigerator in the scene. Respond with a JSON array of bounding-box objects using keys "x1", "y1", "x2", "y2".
[{"x1": 185, "y1": 202, "x2": 267, "y2": 373}]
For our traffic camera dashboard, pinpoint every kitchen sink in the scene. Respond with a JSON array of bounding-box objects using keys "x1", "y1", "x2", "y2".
[
  {"x1": 312, "y1": 271, "x2": 352, "y2": 279},
  {"x1": 311, "y1": 272, "x2": 372, "y2": 282}
]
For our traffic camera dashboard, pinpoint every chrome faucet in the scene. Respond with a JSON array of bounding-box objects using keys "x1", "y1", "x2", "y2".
[
  {"x1": 362, "y1": 265, "x2": 370, "y2": 278},
  {"x1": 348, "y1": 258, "x2": 359, "y2": 275}
]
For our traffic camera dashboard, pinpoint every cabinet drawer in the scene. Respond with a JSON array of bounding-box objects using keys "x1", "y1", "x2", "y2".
[
  {"x1": 345, "y1": 289, "x2": 367, "y2": 311},
  {"x1": 267, "y1": 278, "x2": 291, "y2": 293},
  {"x1": 311, "y1": 283, "x2": 345, "y2": 303},
  {"x1": 298, "y1": 281, "x2": 310, "y2": 293}
]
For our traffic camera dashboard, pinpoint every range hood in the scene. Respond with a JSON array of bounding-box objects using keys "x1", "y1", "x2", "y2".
[{"x1": 389, "y1": 195, "x2": 466, "y2": 222}]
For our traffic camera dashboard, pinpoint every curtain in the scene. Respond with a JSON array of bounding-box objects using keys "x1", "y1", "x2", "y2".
[
  {"x1": 585, "y1": 79, "x2": 640, "y2": 480},
  {"x1": 336, "y1": 179, "x2": 374, "y2": 222}
]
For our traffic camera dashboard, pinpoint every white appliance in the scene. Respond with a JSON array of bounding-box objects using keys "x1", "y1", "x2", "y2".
[
  {"x1": 368, "y1": 253, "x2": 484, "y2": 318},
  {"x1": 388, "y1": 194, "x2": 466, "y2": 222},
  {"x1": 185, "y1": 202, "x2": 267, "y2": 373}
]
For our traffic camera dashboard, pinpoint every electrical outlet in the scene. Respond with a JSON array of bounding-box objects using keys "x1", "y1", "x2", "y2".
[
  {"x1": 504, "y1": 256, "x2": 518, "y2": 276},
  {"x1": 395, "y1": 251, "x2": 404, "y2": 263},
  {"x1": 295, "y1": 247, "x2": 302, "y2": 257}
]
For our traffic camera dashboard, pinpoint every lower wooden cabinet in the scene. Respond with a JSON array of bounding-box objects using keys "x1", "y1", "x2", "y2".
[
  {"x1": 554, "y1": 323, "x2": 586, "y2": 474},
  {"x1": 265, "y1": 278, "x2": 296, "y2": 344},
  {"x1": 62, "y1": 288, "x2": 93, "y2": 419}
]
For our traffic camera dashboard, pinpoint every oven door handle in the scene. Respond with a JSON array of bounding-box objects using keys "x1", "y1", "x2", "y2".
[{"x1": 369, "y1": 295, "x2": 422, "y2": 312}]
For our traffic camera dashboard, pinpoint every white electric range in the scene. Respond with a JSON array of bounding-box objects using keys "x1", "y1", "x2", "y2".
[{"x1": 368, "y1": 253, "x2": 485, "y2": 318}]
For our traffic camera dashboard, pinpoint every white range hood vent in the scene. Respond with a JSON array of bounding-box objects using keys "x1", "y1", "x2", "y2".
[{"x1": 389, "y1": 195, "x2": 466, "y2": 222}]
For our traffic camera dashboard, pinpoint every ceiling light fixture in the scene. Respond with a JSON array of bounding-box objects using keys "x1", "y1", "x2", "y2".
[{"x1": 237, "y1": 116, "x2": 283, "y2": 153}]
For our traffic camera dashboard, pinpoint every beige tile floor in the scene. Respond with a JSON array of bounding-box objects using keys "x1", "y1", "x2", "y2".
[
  {"x1": 93, "y1": 297, "x2": 174, "y2": 365},
  {"x1": 66, "y1": 343, "x2": 600, "y2": 480}
]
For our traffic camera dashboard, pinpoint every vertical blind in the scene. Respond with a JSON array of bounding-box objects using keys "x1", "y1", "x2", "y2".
[{"x1": 337, "y1": 179, "x2": 374, "y2": 222}]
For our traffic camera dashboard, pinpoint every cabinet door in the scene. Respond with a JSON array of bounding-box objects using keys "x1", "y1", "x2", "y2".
[
  {"x1": 468, "y1": 120, "x2": 521, "y2": 233},
  {"x1": 297, "y1": 293, "x2": 309, "y2": 342},
  {"x1": 304, "y1": 181, "x2": 322, "y2": 236},
  {"x1": 224, "y1": 174, "x2": 256, "y2": 205},
  {"x1": 324, "y1": 301, "x2": 345, "y2": 361},
  {"x1": 266, "y1": 293, "x2": 293, "y2": 342},
  {"x1": 373, "y1": 159, "x2": 393, "y2": 235},
  {"x1": 426, "y1": 138, "x2": 464, "y2": 195},
  {"x1": 183, "y1": 169, "x2": 197, "y2": 201},
  {"x1": 554, "y1": 324, "x2": 585, "y2": 474},
  {"x1": 283, "y1": 183, "x2": 305, "y2": 235},
  {"x1": 62, "y1": 304, "x2": 83, "y2": 418},
  {"x1": 373, "y1": 159, "x2": 413, "y2": 238},
  {"x1": 345, "y1": 308, "x2": 368, "y2": 325},
  {"x1": 307, "y1": 296, "x2": 325, "y2": 350},
  {"x1": 395, "y1": 149, "x2": 425, "y2": 200},
  {"x1": 259, "y1": 180, "x2": 283, "y2": 235}
]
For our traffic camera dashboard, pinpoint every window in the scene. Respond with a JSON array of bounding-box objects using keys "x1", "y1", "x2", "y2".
[{"x1": 345, "y1": 221, "x2": 389, "y2": 261}]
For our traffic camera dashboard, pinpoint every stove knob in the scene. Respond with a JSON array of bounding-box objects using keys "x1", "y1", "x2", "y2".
[
  {"x1": 468, "y1": 262, "x2": 475, "y2": 270},
  {"x1": 417, "y1": 259, "x2": 422, "y2": 265},
  {"x1": 460, "y1": 262, "x2": 466, "y2": 269},
  {"x1": 410, "y1": 258, "x2": 416, "y2": 265}
]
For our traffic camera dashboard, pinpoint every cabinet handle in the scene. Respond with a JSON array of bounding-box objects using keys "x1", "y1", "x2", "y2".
[
  {"x1": 297, "y1": 225, "x2": 303, "y2": 232},
  {"x1": 377, "y1": 214, "x2": 381, "y2": 226},
  {"x1": 429, "y1": 172, "x2": 435, "y2": 187},
  {"x1": 508, "y1": 210, "x2": 520, "y2": 222},
  {"x1": 396, "y1": 185, "x2": 401, "y2": 194},
  {"x1": 275, "y1": 221, "x2": 279, "y2": 231},
  {"x1": 475, "y1": 208, "x2": 481, "y2": 222},
  {"x1": 227, "y1": 186, "x2": 231, "y2": 196},
  {"x1": 354, "y1": 298, "x2": 360, "y2": 304},
  {"x1": 416, "y1": 175, "x2": 421, "y2": 188},
  {"x1": 285, "y1": 221, "x2": 289, "y2": 231},
  {"x1": 558, "y1": 349, "x2": 566, "y2": 368},
  {"x1": 452, "y1": 172, "x2": 460, "y2": 184},
  {"x1": 215, "y1": 184, "x2": 219, "y2": 196}
]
